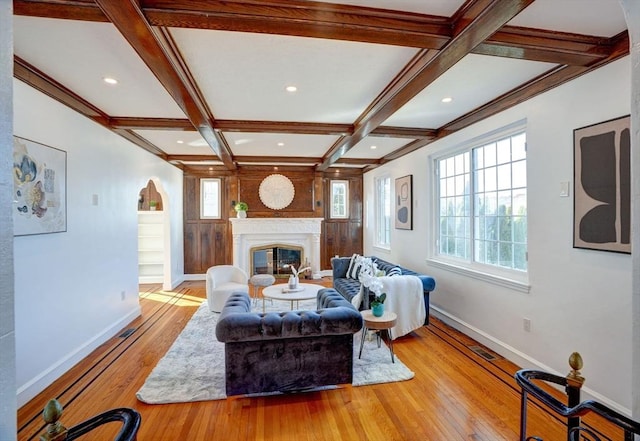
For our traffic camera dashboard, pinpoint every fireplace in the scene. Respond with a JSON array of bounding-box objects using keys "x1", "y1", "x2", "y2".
[
  {"x1": 229, "y1": 218, "x2": 323, "y2": 278},
  {"x1": 250, "y1": 244, "x2": 303, "y2": 278}
]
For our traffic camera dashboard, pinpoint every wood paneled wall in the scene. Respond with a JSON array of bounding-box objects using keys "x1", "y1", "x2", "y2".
[
  {"x1": 321, "y1": 172, "x2": 363, "y2": 269},
  {"x1": 183, "y1": 166, "x2": 363, "y2": 274}
]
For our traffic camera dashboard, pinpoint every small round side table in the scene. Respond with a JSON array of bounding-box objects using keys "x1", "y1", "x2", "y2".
[
  {"x1": 249, "y1": 274, "x2": 275, "y2": 307},
  {"x1": 358, "y1": 309, "x2": 398, "y2": 363}
]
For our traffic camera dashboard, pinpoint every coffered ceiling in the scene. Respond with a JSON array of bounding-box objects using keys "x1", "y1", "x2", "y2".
[{"x1": 12, "y1": 0, "x2": 629, "y2": 174}]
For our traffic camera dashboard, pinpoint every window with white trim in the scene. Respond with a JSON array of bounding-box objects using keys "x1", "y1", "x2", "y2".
[
  {"x1": 200, "y1": 178, "x2": 221, "y2": 219},
  {"x1": 437, "y1": 130, "x2": 527, "y2": 271},
  {"x1": 375, "y1": 176, "x2": 391, "y2": 248},
  {"x1": 330, "y1": 180, "x2": 349, "y2": 219}
]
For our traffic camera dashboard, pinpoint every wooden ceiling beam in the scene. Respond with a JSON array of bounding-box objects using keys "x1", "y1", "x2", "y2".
[
  {"x1": 370, "y1": 126, "x2": 437, "y2": 139},
  {"x1": 234, "y1": 156, "x2": 321, "y2": 164},
  {"x1": 335, "y1": 158, "x2": 379, "y2": 166},
  {"x1": 110, "y1": 117, "x2": 195, "y2": 131},
  {"x1": 110, "y1": 117, "x2": 437, "y2": 139},
  {"x1": 142, "y1": 0, "x2": 451, "y2": 49},
  {"x1": 478, "y1": 26, "x2": 612, "y2": 66},
  {"x1": 318, "y1": 0, "x2": 536, "y2": 171},
  {"x1": 214, "y1": 120, "x2": 352, "y2": 136},
  {"x1": 13, "y1": 0, "x2": 108, "y2": 22},
  {"x1": 94, "y1": 0, "x2": 236, "y2": 169},
  {"x1": 166, "y1": 155, "x2": 220, "y2": 162}
]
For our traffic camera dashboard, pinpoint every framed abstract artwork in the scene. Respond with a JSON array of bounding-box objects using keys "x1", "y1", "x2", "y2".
[
  {"x1": 13, "y1": 136, "x2": 67, "y2": 236},
  {"x1": 574, "y1": 115, "x2": 630, "y2": 253},
  {"x1": 395, "y1": 175, "x2": 412, "y2": 230}
]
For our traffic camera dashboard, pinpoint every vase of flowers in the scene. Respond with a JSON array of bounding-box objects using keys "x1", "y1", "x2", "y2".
[
  {"x1": 371, "y1": 293, "x2": 387, "y2": 317},
  {"x1": 234, "y1": 201, "x2": 248, "y2": 218},
  {"x1": 357, "y1": 256, "x2": 387, "y2": 313},
  {"x1": 288, "y1": 264, "x2": 310, "y2": 289}
]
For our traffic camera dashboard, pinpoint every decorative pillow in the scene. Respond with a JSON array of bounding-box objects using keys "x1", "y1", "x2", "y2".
[
  {"x1": 387, "y1": 266, "x2": 402, "y2": 277},
  {"x1": 346, "y1": 254, "x2": 363, "y2": 279}
]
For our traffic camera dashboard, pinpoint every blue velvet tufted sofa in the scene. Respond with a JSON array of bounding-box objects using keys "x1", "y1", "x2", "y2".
[
  {"x1": 215, "y1": 289, "x2": 363, "y2": 396},
  {"x1": 331, "y1": 255, "x2": 436, "y2": 325}
]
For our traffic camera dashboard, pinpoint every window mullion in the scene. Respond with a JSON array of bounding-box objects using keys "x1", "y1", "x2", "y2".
[{"x1": 469, "y1": 151, "x2": 476, "y2": 264}]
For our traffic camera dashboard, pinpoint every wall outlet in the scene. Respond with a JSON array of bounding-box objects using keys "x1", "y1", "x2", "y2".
[
  {"x1": 523, "y1": 318, "x2": 531, "y2": 332},
  {"x1": 120, "y1": 291, "x2": 126, "y2": 301}
]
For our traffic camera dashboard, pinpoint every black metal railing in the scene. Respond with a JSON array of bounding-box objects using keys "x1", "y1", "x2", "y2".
[
  {"x1": 515, "y1": 353, "x2": 640, "y2": 441},
  {"x1": 39, "y1": 399, "x2": 141, "y2": 441}
]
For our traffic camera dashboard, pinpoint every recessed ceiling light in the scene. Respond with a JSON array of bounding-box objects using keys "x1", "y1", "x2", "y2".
[
  {"x1": 370, "y1": 145, "x2": 377, "y2": 150},
  {"x1": 441, "y1": 97, "x2": 453, "y2": 103},
  {"x1": 277, "y1": 142, "x2": 285, "y2": 147},
  {"x1": 177, "y1": 140, "x2": 184, "y2": 144},
  {"x1": 103, "y1": 77, "x2": 118, "y2": 85},
  {"x1": 285, "y1": 85, "x2": 298, "y2": 93}
]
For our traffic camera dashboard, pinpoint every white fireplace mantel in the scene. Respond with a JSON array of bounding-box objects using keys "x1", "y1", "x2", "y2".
[{"x1": 229, "y1": 218, "x2": 323, "y2": 277}]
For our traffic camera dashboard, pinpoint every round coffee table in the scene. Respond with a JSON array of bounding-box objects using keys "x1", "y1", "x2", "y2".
[{"x1": 261, "y1": 283, "x2": 323, "y2": 312}]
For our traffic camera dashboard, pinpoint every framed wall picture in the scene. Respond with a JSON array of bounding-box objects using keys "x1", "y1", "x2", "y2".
[
  {"x1": 395, "y1": 175, "x2": 412, "y2": 230},
  {"x1": 13, "y1": 136, "x2": 67, "y2": 236},
  {"x1": 574, "y1": 115, "x2": 630, "y2": 253}
]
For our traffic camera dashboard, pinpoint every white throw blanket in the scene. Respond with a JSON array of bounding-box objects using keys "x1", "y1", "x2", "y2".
[{"x1": 378, "y1": 275, "x2": 425, "y2": 339}]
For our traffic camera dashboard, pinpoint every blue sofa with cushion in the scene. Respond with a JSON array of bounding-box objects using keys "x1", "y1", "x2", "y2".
[
  {"x1": 331, "y1": 255, "x2": 436, "y2": 325},
  {"x1": 215, "y1": 289, "x2": 363, "y2": 396}
]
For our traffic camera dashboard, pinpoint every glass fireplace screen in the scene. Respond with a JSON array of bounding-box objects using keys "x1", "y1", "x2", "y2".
[{"x1": 250, "y1": 245, "x2": 303, "y2": 277}]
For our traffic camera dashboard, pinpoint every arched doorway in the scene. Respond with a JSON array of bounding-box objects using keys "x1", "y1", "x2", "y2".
[{"x1": 137, "y1": 178, "x2": 172, "y2": 290}]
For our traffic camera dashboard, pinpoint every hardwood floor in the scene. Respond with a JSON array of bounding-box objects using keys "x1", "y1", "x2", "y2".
[{"x1": 17, "y1": 280, "x2": 618, "y2": 440}]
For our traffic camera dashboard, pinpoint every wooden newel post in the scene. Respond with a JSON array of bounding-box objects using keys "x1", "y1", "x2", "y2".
[
  {"x1": 565, "y1": 352, "x2": 585, "y2": 441},
  {"x1": 39, "y1": 399, "x2": 68, "y2": 441}
]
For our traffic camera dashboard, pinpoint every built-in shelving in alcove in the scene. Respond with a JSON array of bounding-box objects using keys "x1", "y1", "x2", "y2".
[{"x1": 137, "y1": 180, "x2": 165, "y2": 284}]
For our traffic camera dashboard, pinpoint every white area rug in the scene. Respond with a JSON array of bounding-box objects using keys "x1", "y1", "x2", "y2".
[{"x1": 136, "y1": 299, "x2": 415, "y2": 404}]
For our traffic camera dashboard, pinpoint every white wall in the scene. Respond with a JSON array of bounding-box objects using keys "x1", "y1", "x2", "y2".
[
  {"x1": 363, "y1": 57, "x2": 633, "y2": 412},
  {"x1": 0, "y1": 0, "x2": 16, "y2": 438},
  {"x1": 12, "y1": 80, "x2": 184, "y2": 406}
]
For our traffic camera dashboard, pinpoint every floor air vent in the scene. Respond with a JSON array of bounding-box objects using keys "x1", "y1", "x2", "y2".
[
  {"x1": 468, "y1": 345, "x2": 500, "y2": 361},
  {"x1": 119, "y1": 328, "x2": 136, "y2": 338}
]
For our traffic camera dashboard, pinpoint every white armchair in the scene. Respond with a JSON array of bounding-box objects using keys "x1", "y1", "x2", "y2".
[{"x1": 206, "y1": 265, "x2": 249, "y2": 312}]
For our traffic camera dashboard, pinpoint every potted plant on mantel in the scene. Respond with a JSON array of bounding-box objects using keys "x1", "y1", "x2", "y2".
[
  {"x1": 234, "y1": 201, "x2": 248, "y2": 218},
  {"x1": 149, "y1": 200, "x2": 158, "y2": 211}
]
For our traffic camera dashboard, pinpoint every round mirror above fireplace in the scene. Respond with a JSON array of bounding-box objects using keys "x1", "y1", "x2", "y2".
[{"x1": 259, "y1": 173, "x2": 295, "y2": 210}]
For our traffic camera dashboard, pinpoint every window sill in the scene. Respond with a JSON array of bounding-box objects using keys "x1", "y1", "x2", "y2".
[
  {"x1": 372, "y1": 245, "x2": 391, "y2": 253},
  {"x1": 426, "y1": 258, "x2": 530, "y2": 293}
]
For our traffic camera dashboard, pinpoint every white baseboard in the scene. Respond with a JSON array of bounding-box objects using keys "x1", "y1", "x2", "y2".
[
  {"x1": 16, "y1": 306, "x2": 141, "y2": 407},
  {"x1": 430, "y1": 305, "x2": 631, "y2": 417},
  {"x1": 183, "y1": 273, "x2": 206, "y2": 281}
]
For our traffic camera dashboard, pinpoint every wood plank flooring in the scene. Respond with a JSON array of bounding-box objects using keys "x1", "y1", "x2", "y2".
[{"x1": 17, "y1": 280, "x2": 620, "y2": 440}]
